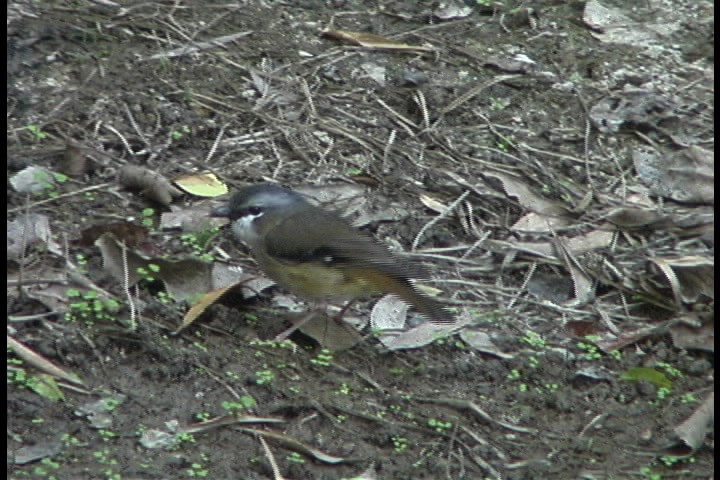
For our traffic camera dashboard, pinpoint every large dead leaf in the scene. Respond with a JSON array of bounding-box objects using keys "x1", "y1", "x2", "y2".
[
  {"x1": 633, "y1": 146, "x2": 714, "y2": 204},
  {"x1": 663, "y1": 392, "x2": 714, "y2": 456},
  {"x1": 381, "y1": 314, "x2": 471, "y2": 350},
  {"x1": 9, "y1": 166, "x2": 58, "y2": 194},
  {"x1": 370, "y1": 295, "x2": 409, "y2": 331},
  {"x1": 459, "y1": 329, "x2": 513, "y2": 359},
  {"x1": 590, "y1": 92, "x2": 676, "y2": 134},
  {"x1": 482, "y1": 170, "x2": 569, "y2": 217},
  {"x1": 584, "y1": 0, "x2": 680, "y2": 47},
  {"x1": 649, "y1": 256, "x2": 714, "y2": 304},
  {"x1": 553, "y1": 239, "x2": 595, "y2": 304},
  {"x1": 669, "y1": 313, "x2": 714, "y2": 352},
  {"x1": 95, "y1": 232, "x2": 265, "y2": 302},
  {"x1": 177, "y1": 273, "x2": 274, "y2": 333},
  {"x1": 297, "y1": 314, "x2": 362, "y2": 351},
  {"x1": 8, "y1": 213, "x2": 62, "y2": 260}
]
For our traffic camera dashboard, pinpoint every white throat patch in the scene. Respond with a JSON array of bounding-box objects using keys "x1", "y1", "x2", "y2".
[{"x1": 231, "y1": 212, "x2": 263, "y2": 245}]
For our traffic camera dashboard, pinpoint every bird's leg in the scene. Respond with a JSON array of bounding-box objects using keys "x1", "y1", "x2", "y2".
[
  {"x1": 273, "y1": 301, "x2": 328, "y2": 342},
  {"x1": 332, "y1": 299, "x2": 357, "y2": 321},
  {"x1": 273, "y1": 299, "x2": 359, "y2": 342},
  {"x1": 273, "y1": 311, "x2": 317, "y2": 342}
]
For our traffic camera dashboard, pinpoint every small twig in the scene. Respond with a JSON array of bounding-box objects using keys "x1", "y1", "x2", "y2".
[
  {"x1": 16, "y1": 194, "x2": 31, "y2": 296},
  {"x1": 382, "y1": 129, "x2": 397, "y2": 173},
  {"x1": 205, "y1": 123, "x2": 227, "y2": 166},
  {"x1": 139, "y1": 31, "x2": 253, "y2": 61},
  {"x1": 412, "y1": 190, "x2": 470, "y2": 251},
  {"x1": 120, "y1": 241, "x2": 137, "y2": 331},
  {"x1": 300, "y1": 77, "x2": 316, "y2": 118}
]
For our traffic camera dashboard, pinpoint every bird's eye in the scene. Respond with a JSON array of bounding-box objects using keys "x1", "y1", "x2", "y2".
[{"x1": 247, "y1": 206, "x2": 263, "y2": 216}]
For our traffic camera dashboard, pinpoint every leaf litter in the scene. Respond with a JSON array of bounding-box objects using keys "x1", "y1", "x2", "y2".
[{"x1": 7, "y1": 1, "x2": 713, "y2": 478}]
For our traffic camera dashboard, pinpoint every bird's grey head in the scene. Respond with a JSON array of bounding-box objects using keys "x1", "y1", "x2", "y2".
[{"x1": 210, "y1": 184, "x2": 308, "y2": 244}]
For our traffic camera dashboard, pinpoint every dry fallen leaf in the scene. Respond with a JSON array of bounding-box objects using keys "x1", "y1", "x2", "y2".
[
  {"x1": 673, "y1": 391, "x2": 715, "y2": 456},
  {"x1": 8, "y1": 213, "x2": 62, "y2": 259},
  {"x1": 173, "y1": 173, "x2": 228, "y2": 197},
  {"x1": 633, "y1": 146, "x2": 713, "y2": 204},
  {"x1": 321, "y1": 30, "x2": 434, "y2": 53}
]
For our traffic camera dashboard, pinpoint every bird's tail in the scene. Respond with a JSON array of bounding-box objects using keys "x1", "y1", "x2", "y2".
[{"x1": 358, "y1": 268, "x2": 455, "y2": 324}]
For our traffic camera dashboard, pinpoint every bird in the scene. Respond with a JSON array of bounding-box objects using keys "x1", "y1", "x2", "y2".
[{"x1": 210, "y1": 183, "x2": 454, "y2": 335}]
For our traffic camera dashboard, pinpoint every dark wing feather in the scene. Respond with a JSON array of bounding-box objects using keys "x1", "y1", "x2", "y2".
[{"x1": 264, "y1": 207, "x2": 424, "y2": 279}]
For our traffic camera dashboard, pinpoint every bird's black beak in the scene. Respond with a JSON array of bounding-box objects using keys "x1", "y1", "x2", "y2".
[{"x1": 209, "y1": 205, "x2": 230, "y2": 218}]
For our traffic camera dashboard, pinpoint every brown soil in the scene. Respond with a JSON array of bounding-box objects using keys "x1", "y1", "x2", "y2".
[{"x1": 8, "y1": 1, "x2": 713, "y2": 479}]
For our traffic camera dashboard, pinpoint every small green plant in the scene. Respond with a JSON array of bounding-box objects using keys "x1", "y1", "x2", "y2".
[
  {"x1": 496, "y1": 135, "x2": 516, "y2": 152},
  {"x1": 222, "y1": 396, "x2": 257, "y2": 413},
  {"x1": 521, "y1": 331, "x2": 547, "y2": 349},
  {"x1": 53, "y1": 172, "x2": 69, "y2": 184},
  {"x1": 527, "y1": 356, "x2": 541, "y2": 369},
  {"x1": 335, "y1": 383, "x2": 351, "y2": 395},
  {"x1": 507, "y1": 369, "x2": 522, "y2": 381},
  {"x1": 174, "y1": 432, "x2": 197, "y2": 449},
  {"x1": 656, "y1": 362, "x2": 682, "y2": 379},
  {"x1": 680, "y1": 393, "x2": 698, "y2": 404},
  {"x1": 75, "y1": 253, "x2": 89, "y2": 274},
  {"x1": 577, "y1": 337, "x2": 603, "y2": 360},
  {"x1": 391, "y1": 435, "x2": 410, "y2": 453},
  {"x1": 489, "y1": 97, "x2": 510, "y2": 111},
  {"x1": 156, "y1": 291, "x2": 173, "y2": 304},
  {"x1": 93, "y1": 449, "x2": 119, "y2": 466},
  {"x1": 137, "y1": 263, "x2": 161, "y2": 282},
  {"x1": 310, "y1": 348, "x2": 334, "y2": 367},
  {"x1": 171, "y1": 125, "x2": 192, "y2": 140},
  {"x1": 31, "y1": 169, "x2": 63, "y2": 197},
  {"x1": 103, "y1": 398, "x2": 122, "y2": 413},
  {"x1": 656, "y1": 387, "x2": 672, "y2": 401},
  {"x1": 33, "y1": 457, "x2": 61, "y2": 479},
  {"x1": 27, "y1": 124, "x2": 50, "y2": 141},
  {"x1": 286, "y1": 452, "x2": 306, "y2": 464},
  {"x1": 61, "y1": 433, "x2": 83, "y2": 447},
  {"x1": 639, "y1": 466, "x2": 662, "y2": 480},
  {"x1": 181, "y1": 228, "x2": 220, "y2": 262},
  {"x1": 609, "y1": 349, "x2": 623, "y2": 361},
  {"x1": 141, "y1": 208, "x2": 156, "y2": 228},
  {"x1": 255, "y1": 369, "x2": 275, "y2": 385},
  {"x1": 186, "y1": 453, "x2": 209, "y2": 477},
  {"x1": 98, "y1": 429, "x2": 118, "y2": 441},
  {"x1": 65, "y1": 289, "x2": 122, "y2": 324},
  {"x1": 195, "y1": 412, "x2": 211, "y2": 421},
  {"x1": 543, "y1": 383, "x2": 560, "y2": 393},
  {"x1": 427, "y1": 418, "x2": 453, "y2": 434},
  {"x1": 659, "y1": 455, "x2": 694, "y2": 467},
  {"x1": 248, "y1": 339, "x2": 295, "y2": 350}
]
